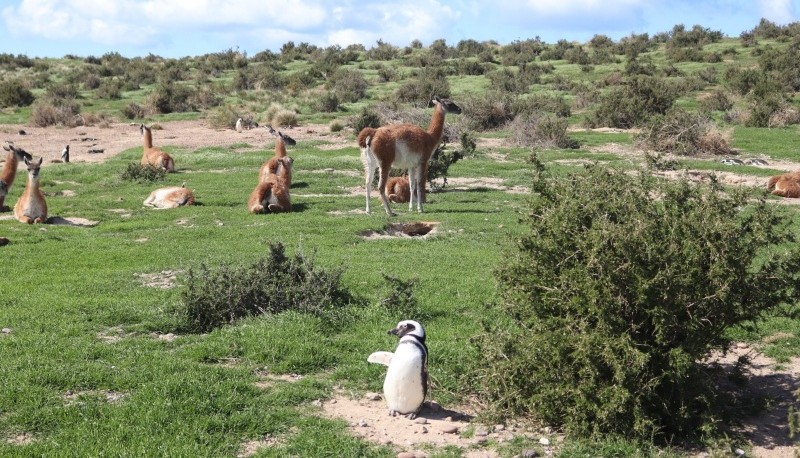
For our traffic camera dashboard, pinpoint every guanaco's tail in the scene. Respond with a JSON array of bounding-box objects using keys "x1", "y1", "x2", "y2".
[{"x1": 357, "y1": 127, "x2": 377, "y2": 148}]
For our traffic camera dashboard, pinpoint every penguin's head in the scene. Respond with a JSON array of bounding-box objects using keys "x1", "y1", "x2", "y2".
[{"x1": 388, "y1": 320, "x2": 425, "y2": 341}]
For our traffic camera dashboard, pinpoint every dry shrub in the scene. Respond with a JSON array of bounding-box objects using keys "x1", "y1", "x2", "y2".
[
  {"x1": 635, "y1": 108, "x2": 732, "y2": 156},
  {"x1": 768, "y1": 105, "x2": 800, "y2": 127},
  {"x1": 263, "y1": 102, "x2": 299, "y2": 128},
  {"x1": 510, "y1": 113, "x2": 579, "y2": 149},
  {"x1": 697, "y1": 126, "x2": 735, "y2": 155},
  {"x1": 30, "y1": 100, "x2": 82, "y2": 127}
]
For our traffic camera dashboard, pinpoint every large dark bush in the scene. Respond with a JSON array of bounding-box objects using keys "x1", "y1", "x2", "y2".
[
  {"x1": 182, "y1": 243, "x2": 354, "y2": 332},
  {"x1": 475, "y1": 158, "x2": 800, "y2": 442},
  {"x1": 0, "y1": 79, "x2": 34, "y2": 107},
  {"x1": 589, "y1": 75, "x2": 679, "y2": 128}
]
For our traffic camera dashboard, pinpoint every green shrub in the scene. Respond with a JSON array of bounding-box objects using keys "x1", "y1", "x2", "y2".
[
  {"x1": 589, "y1": 75, "x2": 678, "y2": 128},
  {"x1": 316, "y1": 92, "x2": 340, "y2": 112},
  {"x1": 350, "y1": 107, "x2": 382, "y2": 132},
  {"x1": 181, "y1": 243, "x2": 355, "y2": 332},
  {"x1": 379, "y1": 274, "x2": 427, "y2": 322},
  {"x1": 475, "y1": 158, "x2": 800, "y2": 442},
  {"x1": 0, "y1": 79, "x2": 34, "y2": 107},
  {"x1": 119, "y1": 162, "x2": 166, "y2": 182},
  {"x1": 394, "y1": 67, "x2": 450, "y2": 105},
  {"x1": 460, "y1": 91, "x2": 515, "y2": 131},
  {"x1": 327, "y1": 68, "x2": 368, "y2": 103}
]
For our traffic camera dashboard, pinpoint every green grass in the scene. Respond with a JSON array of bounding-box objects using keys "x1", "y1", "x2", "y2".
[{"x1": 3, "y1": 31, "x2": 800, "y2": 456}]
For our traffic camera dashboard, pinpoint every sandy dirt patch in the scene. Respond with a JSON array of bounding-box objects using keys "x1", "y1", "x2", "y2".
[{"x1": 0, "y1": 120, "x2": 347, "y2": 166}]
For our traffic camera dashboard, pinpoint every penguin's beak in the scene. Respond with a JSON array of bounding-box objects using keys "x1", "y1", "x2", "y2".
[{"x1": 387, "y1": 328, "x2": 399, "y2": 336}]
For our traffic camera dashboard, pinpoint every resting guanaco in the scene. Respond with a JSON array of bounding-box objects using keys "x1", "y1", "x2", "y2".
[
  {"x1": 14, "y1": 156, "x2": 47, "y2": 224},
  {"x1": 140, "y1": 124, "x2": 176, "y2": 172}
]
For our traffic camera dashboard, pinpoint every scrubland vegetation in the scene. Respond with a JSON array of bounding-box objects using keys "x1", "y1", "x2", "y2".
[{"x1": 2, "y1": 17, "x2": 800, "y2": 457}]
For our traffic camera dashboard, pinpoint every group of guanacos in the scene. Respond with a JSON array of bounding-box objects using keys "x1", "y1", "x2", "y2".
[{"x1": 3, "y1": 92, "x2": 798, "y2": 225}]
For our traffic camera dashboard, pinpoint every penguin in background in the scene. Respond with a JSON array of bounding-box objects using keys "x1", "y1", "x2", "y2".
[
  {"x1": 368, "y1": 320, "x2": 428, "y2": 419},
  {"x1": 235, "y1": 118, "x2": 243, "y2": 133},
  {"x1": 61, "y1": 145, "x2": 69, "y2": 163}
]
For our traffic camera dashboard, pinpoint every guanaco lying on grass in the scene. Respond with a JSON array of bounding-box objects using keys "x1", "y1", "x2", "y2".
[
  {"x1": 140, "y1": 124, "x2": 176, "y2": 172},
  {"x1": 0, "y1": 143, "x2": 32, "y2": 211},
  {"x1": 386, "y1": 175, "x2": 411, "y2": 203},
  {"x1": 767, "y1": 171, "x2": 800, "y2": 198},
  {"x1": 14, "y1": 156, "x2": 47, "y2": 224},
  {"x1": 143, "y1": 183, "x2": 196, "y2": 209},
  {"x1": 249, "y1": 156, "x2": 293, "y2": 213}
]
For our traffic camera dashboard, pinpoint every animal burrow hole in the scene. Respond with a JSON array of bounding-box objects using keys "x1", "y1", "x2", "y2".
[{"x1": 360, "y1": 221, "x2": 439, "y2": 239}]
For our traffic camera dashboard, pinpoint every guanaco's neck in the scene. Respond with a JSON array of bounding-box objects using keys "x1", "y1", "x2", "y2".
[
  {"x1": 26, "y1": 170, "x2": 40, "y2": 191},
  {"x1": 1, "y1": 150, "x2": 18, "y2": 182},
  {"x1": 427, "y1": 103, "x2": 446, "y2": 144},
  {"x1": 275, "y1": 140, "x2": 287, "y2": 158},
  {"x1": 143, "y1": 128, "x2": 153, "y2": 149}
]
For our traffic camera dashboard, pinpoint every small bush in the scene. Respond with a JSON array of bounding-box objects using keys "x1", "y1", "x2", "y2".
[
  {"x1": 30, "y1": 100, "x2": 82, "y2": 127},
  {"x1": 120, "y1": 162, "x2": 167, "y2": 182},
  {"x1": 379, "y1": 274, "x2": 428, "y2": 321},
  {"x1": 697, "y1": 90, "x2": 733, "y2": 113},
  {"x1": 316, "y1": 92, "x2": 340, "y2": 113},
  {"x1": 122, "y1": 103, "x2": 148, "y2": 120},
  {"x1": 350, "y1": 107, "x2": 382, "y2": 132},
  {"x1": 475, "y1": 157, "x2": 800, "y2": 443},
  {"x1": 262, "y1": 102, "x2": 298, "y2": 128},
  {"x1": 460, "y1": 91, "x2": 515, "y2": 131},
  {"x1": 0, "y1": 79, "x2": 34, "y2": 107},
  {"x1": 427, "y1": 142, "x2": 464, "y2": 191},
  {"x1": 181, "y1": 243, "x2": 354, "y2": 332},
  {"x1": 329, "y1": 120, "x2": 344, "y2": 132},
  {"x1": 510, "y1": 113, "x2": 579, "y2": 150},
  {"x1": 635, "y1": 108, "x2": 733, "y2": 156}
]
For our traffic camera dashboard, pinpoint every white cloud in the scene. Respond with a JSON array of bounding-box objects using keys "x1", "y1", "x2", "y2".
[{"x1": 759, "y1": 0, "x2": 796, "y2": 24}]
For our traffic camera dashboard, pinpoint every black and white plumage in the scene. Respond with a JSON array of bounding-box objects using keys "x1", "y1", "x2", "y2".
[
  {"x1": 61, "y1": 145, "x2": 69, "y2": 163},
  {"x1": 368, "y1": 320, "x2": 428, "y2": 419},
  {"x1": 235, "y1": 118, "x2": 243, "y2": 133}
]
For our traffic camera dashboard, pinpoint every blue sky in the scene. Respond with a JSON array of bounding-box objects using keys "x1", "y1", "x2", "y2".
[{"x1": 0, "y1": 0, "x2": 797, "y2": 59}]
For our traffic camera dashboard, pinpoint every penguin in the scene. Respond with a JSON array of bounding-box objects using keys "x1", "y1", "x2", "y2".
[
  {"x1": 367, "y1": 320, "x2": 428, "y2": 419},
  {"x1": 235, "y1": 118, "x2": 243, "y2": 133},
  {"x1": 61, "y1": 145, "x2": 69, "y2": 163}
]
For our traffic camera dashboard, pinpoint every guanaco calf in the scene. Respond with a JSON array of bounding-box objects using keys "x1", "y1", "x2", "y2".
[
  {"x1": 0, "y1": 143, "x2": 32, "y2": 211},
  {"x1": 143, "y1": 183, "x2": 196, "y2": 209},
  {"x1": 140, "y1": 124, "x2": 176, "y2": 172},
  {"x1": 249, "y1": 156, "x2": 293, "y2": 213},
  {"x1": 767, "y1": 171, "x2": 800, "y2": 198},
  {"x1": 386, "y1": 175, "x2": 411, "y2": 203},
  {"x1": 14, "y1": 156, "x2": 47, "y2": 224}
]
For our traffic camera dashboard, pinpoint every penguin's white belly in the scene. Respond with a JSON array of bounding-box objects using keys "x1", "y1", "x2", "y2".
[{"x1": 383, "y1": 346, "x2": 424, "y2": 414}]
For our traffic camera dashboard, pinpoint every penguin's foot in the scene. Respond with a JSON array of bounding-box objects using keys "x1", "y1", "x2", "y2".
[
  {"x1": 407, "y1": 412, "x2": 418, "y2": 420},
  {"x1": 388, "y1": 409, "x2": 397, "y2": 417}
]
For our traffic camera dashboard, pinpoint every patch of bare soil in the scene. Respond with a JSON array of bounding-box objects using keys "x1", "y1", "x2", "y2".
[
  {"x1": 318, "y1": 391, "x2": 540, "y2": 457},
  {"x1": 360, "y1": 222, "x2": 439, "y2": 240},
  {"x1": 62, "y1": 390, "x2": 127, "y2": 406},
  {"x1": 0, "y1": 120, "x2": 346, "y2": 166},
  {"x1": 5, "y1": 432, "x2": 36, "y2": 446},
  {"x1": 702, "y1": 343, "x2": 800, "y2": 458},
  {"x1": 135, "y1": 270, "x2": 182, "y2": 289}
]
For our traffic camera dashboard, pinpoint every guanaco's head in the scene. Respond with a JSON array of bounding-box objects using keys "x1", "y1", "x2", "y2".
[
  {"x1": 4, "y1": 143, "x2": 32, "y2": 162},
  {"x1": 24, "y1": 156, "x2": 43, "y2": 178},
  {"x1": 429, "y1": 96, "x2": 462, "y2": 115},
  {"x1": 266, "y1": 125, "x2": 297, "y2": 146}
]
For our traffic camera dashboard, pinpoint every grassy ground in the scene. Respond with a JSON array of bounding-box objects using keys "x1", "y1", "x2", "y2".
[{"x1": 2, "y1": 30, "x2": 800, "y2": 456}]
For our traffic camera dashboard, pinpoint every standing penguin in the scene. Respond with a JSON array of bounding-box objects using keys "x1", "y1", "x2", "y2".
[
  {"x1": 61, "y1": 145, "x2": 70, "y2": 163},
  {"x1": 235, "y1": 118, "x2": 243, "y2": 133},
  {"x1": 368, "y1": 320, "x2": 428, "y2": 419}
]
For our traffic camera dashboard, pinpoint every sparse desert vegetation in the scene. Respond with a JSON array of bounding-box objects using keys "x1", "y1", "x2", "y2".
[{"x1": 2, "y1": 18, "x2": 800, "y2": 457}]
